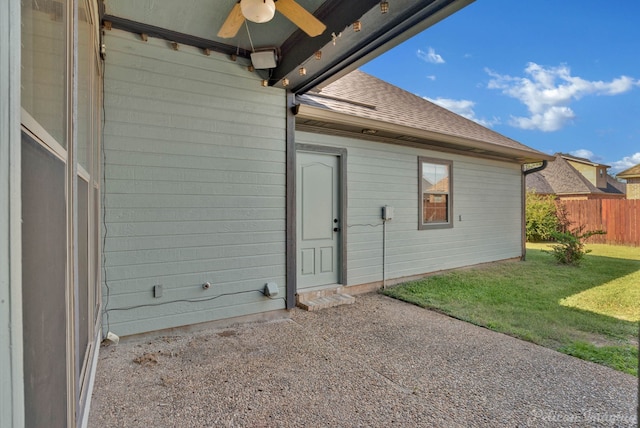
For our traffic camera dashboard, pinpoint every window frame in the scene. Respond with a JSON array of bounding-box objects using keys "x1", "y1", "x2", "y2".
[{"x1": 418, "y1": 156, "x2": 453, "y2": 230}]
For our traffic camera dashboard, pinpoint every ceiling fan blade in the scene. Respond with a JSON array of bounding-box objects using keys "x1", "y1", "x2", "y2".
[
  {"x1": 217, "y1": 2, "x2": 245, "y2": 38},
  {"x1": 276, "y1": 0, "x2": 326, "y2": 37}
]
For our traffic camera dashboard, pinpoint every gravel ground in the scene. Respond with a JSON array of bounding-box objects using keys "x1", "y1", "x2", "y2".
[{"x1": 89, "y1": 293, "x2": 638, "y2": 427}]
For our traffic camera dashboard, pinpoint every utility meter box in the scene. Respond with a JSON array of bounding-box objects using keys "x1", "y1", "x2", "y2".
[{"x1": 382, "y1": 205, "x2": 394, "y2": 221}]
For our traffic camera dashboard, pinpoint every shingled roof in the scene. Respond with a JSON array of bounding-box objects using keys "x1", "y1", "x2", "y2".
[
  {"x1": 617, "y1": 163, "x2": 640, "y2": 179},
  {"x1": 527, "y1": 153, "x2": 626, "y2": 197},
  {"x1": 296, "y1": 70, "x2": 552, "y2": 164}
]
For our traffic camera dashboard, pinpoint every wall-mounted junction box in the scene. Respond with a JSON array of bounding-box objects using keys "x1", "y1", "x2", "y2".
[
  {"x1": 264, "y1": 282, "x2": 279, "y2": 297},
  {"x1": 382, "y1": 205, "x2": 394, "y2": 221}
]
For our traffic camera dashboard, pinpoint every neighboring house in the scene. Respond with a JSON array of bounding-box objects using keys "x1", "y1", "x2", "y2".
[
  {"x1": 617, "y1": 163, "x2": 640, "y2": 199},
  {"x1": 1, "y1": 1, "x2": 553, "y2": 427},
  {"x1": 526, "y1": 153, "x2": 626, "y2": 200}
]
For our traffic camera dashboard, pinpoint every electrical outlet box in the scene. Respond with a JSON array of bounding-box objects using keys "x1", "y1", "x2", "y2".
[
  {"x1": 153, "y1": 285, "x2": 162, "y2": 298},
  {"x1": 382, "y1": 205, "x2": 394, "y2": 221},
  {"x1": 264, "y1": 282, "x2": 279, "y2": 297}
]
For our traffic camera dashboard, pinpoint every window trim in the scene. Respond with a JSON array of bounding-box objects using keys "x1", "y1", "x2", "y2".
[{"x1": 418, "y1": 156, "x2": 453, "y2": 230}]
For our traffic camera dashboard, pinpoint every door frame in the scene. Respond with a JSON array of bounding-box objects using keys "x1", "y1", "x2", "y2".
[{"x1": 289, "y1": 143, "x2": 347, "y2": 304}]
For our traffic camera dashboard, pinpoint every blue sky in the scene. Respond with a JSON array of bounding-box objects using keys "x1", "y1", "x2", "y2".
[{"x1": 361, "y1": 0, "x2": 640, "y2": 174}]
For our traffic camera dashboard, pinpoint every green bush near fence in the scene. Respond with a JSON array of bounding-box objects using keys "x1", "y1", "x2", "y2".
[{"x1": 525, "y1": 191, "x2": 567, "y2": 241}]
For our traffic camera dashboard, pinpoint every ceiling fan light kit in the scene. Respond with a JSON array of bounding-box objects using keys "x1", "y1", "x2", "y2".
[
  {"x1": 241, "y1": 0, "x2": 276, "y2": 23},
  {"x1": 218, "y1": 0, "x2": 327, "y2": 39}
]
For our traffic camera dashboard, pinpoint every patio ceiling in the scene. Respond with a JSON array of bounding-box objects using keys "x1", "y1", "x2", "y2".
[{"x1": 102, "y1": 0, "x2": 475, "y2": 93}]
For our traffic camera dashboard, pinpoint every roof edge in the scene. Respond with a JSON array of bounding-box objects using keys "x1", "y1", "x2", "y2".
[
  {"x1": 616, "y1": 166, "x2": 640, "y2": 178},
  {"x1": 297, "y1": 104, "x2": 554, "y2": 163},
  {"x1": 559, "y1": 153, "x2": 610, "y2": 168}
]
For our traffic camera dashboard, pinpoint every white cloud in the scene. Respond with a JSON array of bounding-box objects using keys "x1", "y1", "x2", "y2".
[
  {"x1": 569, "y1": 149, "x2": 595, "y2": 160},
  {"x1": 509, "y1": 106, "x2": 575, "y2": 132},
  {"x1": 417, "y1": 47, "x2": 445, "y2": 64},
  {"x1": 486, "y1": 63, "x2": 640, "y2": 132},
  {"x1": 610, "y1": 152, "x2": 640, "y2": 173},
  {"x1": 426, "y1": 75, "x2": 436, "y2": 81},
  {"x1": 426, "y1": 97, "x2": 500, "y2": 128}
]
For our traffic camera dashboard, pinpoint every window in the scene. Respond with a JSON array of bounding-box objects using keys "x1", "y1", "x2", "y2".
[
  {"x1": 21, "y1": 0, "x2": 68, "y2": 147},
  {"x1": 419, "y1": 157, "x2": 452, "y2": 229}
]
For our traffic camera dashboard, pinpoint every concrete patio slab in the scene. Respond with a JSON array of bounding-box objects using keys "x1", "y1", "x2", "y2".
[{"x1": 88, "y1": 293, "x2": 638, "y2": 427}]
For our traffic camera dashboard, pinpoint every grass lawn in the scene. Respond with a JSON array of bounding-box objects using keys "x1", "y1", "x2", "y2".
[{"x1": 382, "y1": 243, "x2": 640, "y2": 376}]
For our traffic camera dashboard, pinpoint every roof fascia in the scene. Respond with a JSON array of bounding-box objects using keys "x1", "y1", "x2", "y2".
[
  {"x1": 617, "y1": 168, "x2": 640, "y2": 178},
  {"x1": 561, "y1": 154, "x2": 610, "y2": 169},
  {"x1": 297, "y1": 104, "x2": 554, "y2": 163}
]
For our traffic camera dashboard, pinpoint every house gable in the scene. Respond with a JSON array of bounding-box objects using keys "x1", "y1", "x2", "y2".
[
  {"x1": 562, "y1": 154, "x2": 610, "y2": 190},
  {"x1": 617, "y1": 163, "x2": 640, "y2": 199},
  {"x1": 617, "y1": 163, "x2": 640, "y2": 179}
]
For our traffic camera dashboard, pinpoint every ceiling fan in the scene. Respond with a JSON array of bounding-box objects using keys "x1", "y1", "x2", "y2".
[{"x1": 218, "y1": 0, "x2": 327, "y2": 39}]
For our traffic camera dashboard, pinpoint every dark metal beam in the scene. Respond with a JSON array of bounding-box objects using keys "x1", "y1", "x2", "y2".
[
  {"x1": 272, "y1": 0, "x2": 379, "y2": 84},
  {"x1": 101, "y1": 15, "x2": 252, "y2": 59}
]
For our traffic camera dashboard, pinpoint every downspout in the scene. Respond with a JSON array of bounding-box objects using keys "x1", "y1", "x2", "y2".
[{"x1": 521, "y1": 161, "x2": 548, "y2": 260}]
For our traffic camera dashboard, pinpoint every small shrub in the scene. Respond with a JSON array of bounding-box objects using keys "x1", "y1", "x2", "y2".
[
  {"x1": 545, "y1": 226, "x2": 606, "y2": 266},
  {"x1": 526, "y1": 192, "x2": 561, "y2": 241}
]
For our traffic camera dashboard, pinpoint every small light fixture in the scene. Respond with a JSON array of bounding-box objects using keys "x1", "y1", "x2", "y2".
[
  {"x1": 331, "y1": 32, "x2": 342, "y2": 46},
  {"x1": 241, "y1": 0, "x2": 276, "y2": 23},
  {"x1": 282, "y1": 78, "x2": 289, "y2": 87},
  {"x1": 380, "y1": 1, "x2": 389, "y2": 13},
  {"x1": 315, "y1": 51, "x2": 322, "y2": 60},
  {"x1": 261, "y1": 79, "x2": 268, "y2": 87},
  {"x1": 299, "y1": 67, "x2": 307, "y2": 76},
  {"x1": 353, "y1": 20, "x2": 362, "y2": 32}
]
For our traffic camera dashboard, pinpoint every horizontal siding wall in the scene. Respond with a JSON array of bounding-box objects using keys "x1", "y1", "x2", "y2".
[
  {"x1": 297, "y1": 132, "x2": 523, "y2": 286},
  {"x1": 103, "y1": 30, "x2": 286, "y2": 336}
]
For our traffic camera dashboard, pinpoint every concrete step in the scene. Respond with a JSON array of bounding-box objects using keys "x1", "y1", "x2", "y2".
[{"x1": 297, "y1": 293, "x2": 355, "y2": 311}]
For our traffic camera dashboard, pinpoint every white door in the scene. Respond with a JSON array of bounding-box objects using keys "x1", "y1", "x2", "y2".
[{"x1": 297, "y1": 152, "x2": 341, "y2": 289}]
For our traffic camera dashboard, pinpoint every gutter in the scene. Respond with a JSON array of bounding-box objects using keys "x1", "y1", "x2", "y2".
[
  {"x1": 521, "y1": 161, "x2": 549, "y2": 261},
  {"x1": 522, "y1": 161, "x2": 548, "y2": 176}
]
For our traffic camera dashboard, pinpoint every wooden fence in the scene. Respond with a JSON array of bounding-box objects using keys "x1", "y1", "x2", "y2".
[{"x1": 561, "y1": 199, "x2": 640, "y2": 246}]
